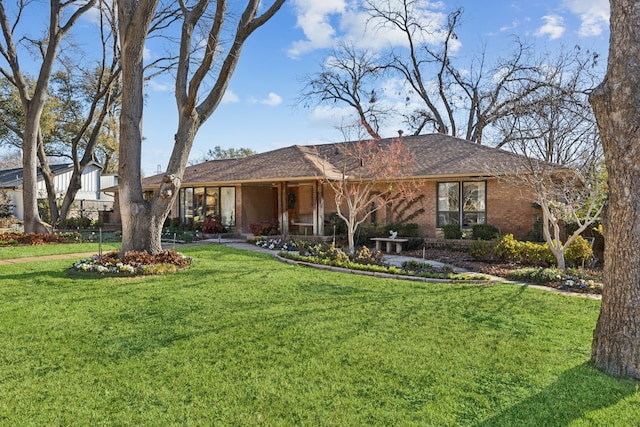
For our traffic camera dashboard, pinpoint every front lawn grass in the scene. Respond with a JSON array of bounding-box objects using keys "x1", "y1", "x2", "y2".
[
  {"x1": 0, "y1": 245, "x2": 638, "y2": 426},
  {"x1": 0, "y1": 241, "x2": 121, "y2": 259}
]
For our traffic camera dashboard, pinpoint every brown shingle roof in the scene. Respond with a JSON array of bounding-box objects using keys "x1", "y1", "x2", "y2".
[{"x1": 140, "y1": 133, "x2": 566, "y2": 188}]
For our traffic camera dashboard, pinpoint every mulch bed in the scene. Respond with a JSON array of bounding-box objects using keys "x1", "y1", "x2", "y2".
[{"x1": 403, "y1": 247, "x2": 603, "y2": 285}]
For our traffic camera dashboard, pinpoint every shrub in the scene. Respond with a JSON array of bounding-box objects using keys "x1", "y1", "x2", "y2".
[
  {"x1": 564, "y1": 235, "x2": 594, "y2": 267},
  {"x1": 472, "y1": 224, "x2": 499, "y2": 240},
  {"x1": 442, "y1": 224, "x2": 463, "y2": 239},
  {"x1": 0, "y1": 190, "x2": 14, "y2": 218},
  {"x1": 494, "y1": 234, "x2": 553, "y2": 266},
  {"x1": 248, "y1": 219, "x2": 279, "y2": 236},
  {"x1": 355, "y1": 223, "x2": 385, "y2": 246},
  {"x1": 57, "y1": 216, "x2": 92, "y2": 230},
  {"x1": 202, "y1": 216, "x2": 226, "y2": 234},
  {"x1": 507, "y1": 267, "x2": 564, "y2": 284},
  {"x1": 0, "y1": 232, "x2": 74, "y2": 246},
  {"x1": 326, "y1": 212, "x2": 348, "y2": 236},
  {"x1": 353, "y1": 245, "x2": 384, "y2": 265},
  {"x1": 469, "y1": 239, "x2": 495, "y2": 260}
]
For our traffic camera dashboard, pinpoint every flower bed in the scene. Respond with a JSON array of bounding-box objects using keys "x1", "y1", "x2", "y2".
[{"x1": 70, "y1": 250, "x2": 192, "y2": 276}]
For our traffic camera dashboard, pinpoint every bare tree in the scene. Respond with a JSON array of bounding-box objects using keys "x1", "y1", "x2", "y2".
[
  {"x1": 0, "y1": 0, "x2": 97, "y2": 233},
  {"x1": 321, "y1": 133, "x2": 419, "y2": 254},
  {"x1": 589, "y1": 0, "x2": 640, "y2": 380},
  {"x1": 302, "y1": 2, "x2": 550, "y2": 145},
  {"x1": 301, "y1": 43, "x2": 385, "y2": 139},
  {"x1": 497, "y1": 48, "x2": 604, "y2": 270},
  {"x1": 117, "y1": 0, "x2": 284, "y2": 254}
]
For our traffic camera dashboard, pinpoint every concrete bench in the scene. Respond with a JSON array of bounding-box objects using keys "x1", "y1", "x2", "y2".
[{"x1": 371, "y1": 237, "x2": 409, "y2": 254}]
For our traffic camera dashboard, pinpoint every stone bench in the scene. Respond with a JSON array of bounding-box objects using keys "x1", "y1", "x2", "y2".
[{"x1": 371, "y1": 237, "x2": 409, "y2": 254}]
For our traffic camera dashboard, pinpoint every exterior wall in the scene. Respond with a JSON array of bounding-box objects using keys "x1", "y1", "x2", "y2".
[
  {"x1": 486, "y1": 178, "x2": 538, "y2": 239},
  {"x1": 241, "y1": 184, "x2": 276, "y2": 233},
  {"x1": 35, "y1": 164, "x2": 103, "y2": 201},
  {"x1": 320, "y1": 179, "x2": 537, "y2": 239}
]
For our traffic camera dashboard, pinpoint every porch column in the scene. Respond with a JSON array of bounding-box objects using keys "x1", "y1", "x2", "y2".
[
  {"x1": 315, "y1": 180, "x2": 324, "y2": 236},
  {"x1": 280, "y1": 182, "x2": 289, "y2": 235}
]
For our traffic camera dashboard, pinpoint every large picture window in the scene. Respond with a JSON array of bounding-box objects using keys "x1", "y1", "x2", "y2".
[
  {"x1": 437, "y1": 181, "x2": 486, "y2": 227},
  {"x1": 179, "y1": 186, "x2": 236, "y2": 226}
]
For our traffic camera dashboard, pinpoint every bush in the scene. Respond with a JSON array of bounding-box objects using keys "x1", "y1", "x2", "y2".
[
  {"x1": 494, "y1": 233, "x2": 519, "y2": 261},
  {"x1": 57, "y1": 216, "x2": 92, "y2": 229},
  {"x1": 442, "y1": 224, "x2": 463, "y2": 239},
  {"x1": 564, "y1": 235, "x2": 594, "y2": 267},
  {"x1": 469, "y1": 239, "x2": 495, "y2": 260},
  {"x1": 326, "y1": 212, "x2": 348, "y2": 236},
  {"x1": 472, "y1": 224, "x2": 499, "y2": 240},
  {"x1": 202, "y1": 216, "x2": 226, "y2": 234},
  {"x1": 248, "y1": 219, "x2": 279, "y2": 236},
  {"x1": 507, "y1": 267, "x2": 564, "y2": 284},
  {"x1": 494, "y1": 234, "x2": 553, "y2": 266},
  {"x1": 352, "y1": 245, "x2": 384, "y2": 265}
]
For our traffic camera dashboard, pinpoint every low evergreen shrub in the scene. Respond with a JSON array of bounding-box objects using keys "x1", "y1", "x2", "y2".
[
  {"x1": 442, "y1": 224, "x2": 463, "y2": 239},
  {"x1": 472, "y1": 224, "x2": 500, "y2": 240}
]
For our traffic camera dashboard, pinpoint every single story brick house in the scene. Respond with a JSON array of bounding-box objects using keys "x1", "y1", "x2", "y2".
[{"x1": 136, "y1": 134, "x2": 565, "y2": 239}]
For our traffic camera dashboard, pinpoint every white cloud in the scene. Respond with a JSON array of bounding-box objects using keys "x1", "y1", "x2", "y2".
[
  {"x1": 147, "y1": 80, "x2": 172, "y2": 92},
  {"x1": 259, "y1": 92, "x2": 283, "y2": 107},
  {"x1": 222, "y1": 90, "x2": 240, "y2": 104},
  {"x1": 536, "y1": 15, "x2": 566, "y2": 40},
  {"x1": 288, "y1": 0, "x2": 452, "y2": 57},
  {"x1": 288, "y1": 0, "x2": 347, "y2": 57},
  {"x1": 563, "y1": 0, "x2": 609, "y2": 37}
]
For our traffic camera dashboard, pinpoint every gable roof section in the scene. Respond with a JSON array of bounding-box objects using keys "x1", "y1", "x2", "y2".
[
  {"x1": 0, "y1": 163, "x2": 76, "y2": 189},
  {"x1": 140, "y1": 133, "x2": 568, "y2": 188}
]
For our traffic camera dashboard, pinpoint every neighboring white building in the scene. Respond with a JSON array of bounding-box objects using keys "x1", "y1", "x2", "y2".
[{"x1": 0, "y1": 162, "x2": 114, "y2": 220}]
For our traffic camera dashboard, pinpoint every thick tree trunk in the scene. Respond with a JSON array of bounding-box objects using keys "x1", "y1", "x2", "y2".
[
  {"x1": 589, "y1": 0, "x2": 640, "y2": 380},
  {"x1": 117, "y1": 0, "x2": 160, "y2": 254},
  {"x1": 22, "y1": 119, "x2": 50, "y2": 234}
]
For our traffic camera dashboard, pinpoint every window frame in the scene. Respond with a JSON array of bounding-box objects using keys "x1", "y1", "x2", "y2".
[
  {"x1": 436, "y1": 180, "x2": 487, "y2": 228},
  {"x1": 179, "y1": 186, "x2": 236, "y2": 226}
]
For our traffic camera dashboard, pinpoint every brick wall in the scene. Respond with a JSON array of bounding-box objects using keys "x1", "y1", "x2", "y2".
[{"x1": 487, "y1": 179, "x2": 538, "y2": 239}]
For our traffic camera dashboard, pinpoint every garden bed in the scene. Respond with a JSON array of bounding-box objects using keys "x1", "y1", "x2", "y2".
[{"x1": 404, "y1": 247, "x2": 603, "y2": 294}]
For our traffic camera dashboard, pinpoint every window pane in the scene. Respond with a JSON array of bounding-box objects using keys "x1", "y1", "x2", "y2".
[
  {"x1": 179, "y1": 188, "x2": 185, "y2": 220},
  {"x1": 220, "y1": 187, "x2": 236, "y2": 226},
  {"x1": 184, "y1": 188, "x2": 194, "y2": 221},
  {"x1": 463, "y1": 212, "x2": 486, "y2": 227},
  {"x1": 205, "y1": 187, "x2": 219, "y2": 218},
  {"x1": 462, "y1": 181, "x2": 485, "y2": 212},
  {"x1": 437, "y1": 182, "x2": 460, "y2": 226},
  {"x1": 438, "y1": 182, "x2": 459, "y2": 211},
  {"x1": 193, "y1": 187, "x2": 205, "y2": 222},
  {"x1": 438, "y1": 212, "x2": 460, "y2": 226}
]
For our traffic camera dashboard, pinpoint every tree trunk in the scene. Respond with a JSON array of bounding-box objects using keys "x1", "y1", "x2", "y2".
[
  {"x1": 37, "y1": 141, "x2": 59, "y2": 225},
  {"x1": 589, "y1": 0, "x2": 640, "y2": 380},
  {"x1": 117, "y1": 0, "x2": 160, "y2": 254},
  {"x1": 21, "y1": 118, "x2": 50, "y2": 234}
]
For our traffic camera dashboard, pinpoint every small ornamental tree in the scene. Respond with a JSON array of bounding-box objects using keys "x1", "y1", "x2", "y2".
[{"x1": 323, "y1": 135, "x2": 420, "y2": 254}]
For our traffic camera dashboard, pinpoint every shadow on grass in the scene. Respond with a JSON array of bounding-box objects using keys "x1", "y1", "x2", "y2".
[{"x1": 477, "y1": 362, "x2": 638, "y2": 426}]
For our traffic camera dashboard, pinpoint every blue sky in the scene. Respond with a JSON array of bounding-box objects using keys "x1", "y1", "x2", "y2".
[
  {"x1": 138, "y1": 0, "x2": 610, "y2": 177},
  {"x1": 0, "y1": 0, "x2": 611, "y2": 177}
]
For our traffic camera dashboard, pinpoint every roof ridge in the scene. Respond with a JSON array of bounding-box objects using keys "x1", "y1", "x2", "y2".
[{"x1": 295, "y1": 145, "x2": 343, "y2": 180}]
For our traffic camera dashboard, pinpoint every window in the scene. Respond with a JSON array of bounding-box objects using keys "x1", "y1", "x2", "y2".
[
  {"x1": 179, "y1": 186, "x2": 236, "y2": 226},
  {"x1": 437, "y1": 181, "x2": 486, "y2": 227}
]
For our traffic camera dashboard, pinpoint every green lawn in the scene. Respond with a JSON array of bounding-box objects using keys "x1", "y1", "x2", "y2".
[
  {"x1": 0, "y1": 245, "x2": 638, "y2": 426},
  {"x1": 0, "y1": 241, "x2": 121, "y2": 259}
]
